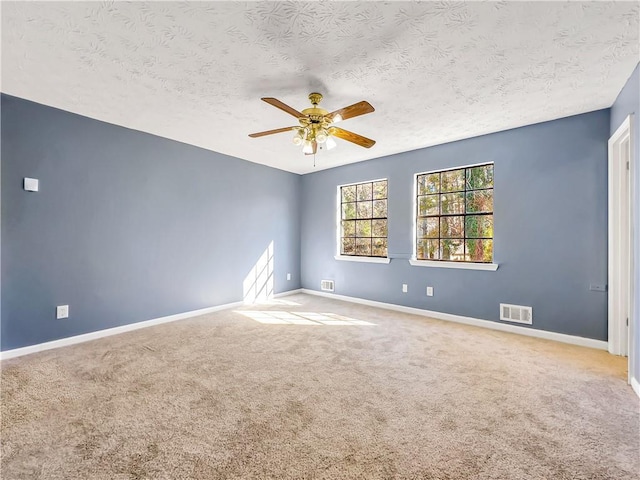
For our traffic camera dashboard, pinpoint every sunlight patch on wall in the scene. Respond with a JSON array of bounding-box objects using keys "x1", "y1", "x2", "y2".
[
  {"x1": 243, "y1": 241, "x2": 274, "y2": 304},
  {"x1": 236, "y1": 310, "x2": 376, "y2": 326}
]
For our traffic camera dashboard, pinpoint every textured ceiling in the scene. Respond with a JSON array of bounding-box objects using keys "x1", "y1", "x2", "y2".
[{"x1": 2, "y1": 1, "x2": 639, "y2": 174}]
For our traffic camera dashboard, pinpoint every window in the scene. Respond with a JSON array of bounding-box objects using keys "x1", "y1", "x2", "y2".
[
  {"x1": 416, "y1": 164, "x2": 493, "y2": 263},
  {"x1": 339, "y1": 179, "x2": 388, "y2": 258}
]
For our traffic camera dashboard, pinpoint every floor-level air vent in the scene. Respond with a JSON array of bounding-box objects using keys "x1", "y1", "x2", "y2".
[
  {"x1": 500, "y1": 303, "x2": 532, "y2": 324},
  {"x1": 321, "y1": 280, "x2": 335, "y2": 292}
]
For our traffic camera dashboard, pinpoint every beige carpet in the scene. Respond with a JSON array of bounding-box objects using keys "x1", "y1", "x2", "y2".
[{"x1": 1, "y1": 293, "x2": 638, "y2": 479}]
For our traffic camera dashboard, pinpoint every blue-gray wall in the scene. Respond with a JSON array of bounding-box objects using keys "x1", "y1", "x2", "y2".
[
  {"x1": 301, "y1": 110, "x2": 610, "y2": 341},
  {"x1": 1, "y1": 94, "x2": 301, "y2": 351},
  {"x1": 610, "y1": 63, "x2": 640, "y2": 382},
  {"x1": 2, "y1": 76, "x2": 634, "y2": 351}
]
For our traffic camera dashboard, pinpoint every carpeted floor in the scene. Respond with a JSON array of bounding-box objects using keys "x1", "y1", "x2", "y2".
[{"x1": 1, "y1": 293, "x2": 638, "y2": 479}]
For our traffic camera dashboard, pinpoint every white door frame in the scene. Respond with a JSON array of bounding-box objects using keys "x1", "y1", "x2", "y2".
[{"x1": 608, "y1": 115, "x2": 635, "y2": 380}]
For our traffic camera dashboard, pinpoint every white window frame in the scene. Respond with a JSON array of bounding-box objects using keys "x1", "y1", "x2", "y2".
[
  {"x1": 410, "y1": 162, "x2": 499, "y2": 271},
  {"x1": 335, "y1": 178, "x2": 391, "y2": 264}
]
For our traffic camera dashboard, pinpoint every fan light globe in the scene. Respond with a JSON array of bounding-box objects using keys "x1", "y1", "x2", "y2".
[
  {"x1": 316, "y1": 130, "x2": 328, "y2": 144},
  {"x1": 292, "y1": 129, "x2": 305, "y2": 145},
  {"x1": 326, "y1": 136, "x2": 337, "y2": 150},
  {"x1": 302, "y1": 140, "x2": 314, "y2": 154}
]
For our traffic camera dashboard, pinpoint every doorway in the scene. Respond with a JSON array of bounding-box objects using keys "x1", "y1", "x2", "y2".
[{"x1": 608, "y1": 114, "x2": 635, "y2": 385}]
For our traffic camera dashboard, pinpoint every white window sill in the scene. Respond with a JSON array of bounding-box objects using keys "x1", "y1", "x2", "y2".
[
  {"x1": 334, "y1": 255, "x2": 391, "y2": 264},
  {"x1": 408, "y1": 259, "x2": 499, "y2": 271}
]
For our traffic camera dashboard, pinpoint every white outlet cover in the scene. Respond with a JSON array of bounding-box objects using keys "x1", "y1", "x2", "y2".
[
  {"x1": 426, "y1": 287, "x2": 434, "y2": 297},
  {"x1": 56, "y1": 305, "x2": 69, "y2": 319},
  {"x1": 24, "y1": 177, "x2": 39, "y2": 191},
  {"x1": 402, "y1": 284, "x2": 408, "y2": 293},
  {"x1": 287, "y1": 273, "x2": 291, "y2": 281}
]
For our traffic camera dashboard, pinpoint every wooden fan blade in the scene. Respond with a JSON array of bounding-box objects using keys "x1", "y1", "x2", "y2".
[
  {"x1": 248, "y1": 126, "x2": 296, "y2": 138},
  {"x1": 304, "y1": 141, "x2": 318, "y2": 155},
  {"x1": 329, "y1": 127, "x2": 376, "y2": 148},
  {"x1": 261, "y1": 97, "x2": 304, "y2": 118},
  {"x1": 327, "y1": 101, "x2": 374, "y2": 122}
]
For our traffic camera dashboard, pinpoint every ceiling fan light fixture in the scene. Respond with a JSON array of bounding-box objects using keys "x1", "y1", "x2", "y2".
[{"x1": 249, "y1": 93, "x2": 376, "y2": 156}]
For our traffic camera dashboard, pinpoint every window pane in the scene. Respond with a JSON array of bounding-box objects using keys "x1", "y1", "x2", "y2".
[
  {"x1": 466, "y1": 190, "x2": 493, "y2": 213},
  {"x1": 355, "y1": 238, "x2": 372, "y2": 256},
  {"x1": 418, "y1": 173, "x2": 440, "y2": 195},
  {"x1": 372, "y1": 219, "x2": 387, "y2": 237},
  {"x1": 416, "y1": 164, "x2": 493, "y2": 264},
  {"x1": 342, "y1": 220, "x2": 356, "y2": 238},
  {"x1": 357, "y1": 201, "x2": 373, "y2": 219},
  {"x1": 466, "y1": 165, "x2": 493, "y2": 190},
  {"x1": 441, "y1": 192, "x2": 465, "y2": 215},
  {"x1": 356, "y1": 183, "x2": 372, "y2": 201},
  {"x1": 341, "y1": 237, "x2": 355, "y2": 255},
  {"x1": 465, "y1": 239, "x2": 493, "y2": 262},
  {"x1": 418, "y1": 195, "x2": 439, "y2": 216},
  {"x1": 373, "y1": 181, "x2": 387, "y2": 199},
  {"x1": 373, "y1": 199, "x2": 387, "y2": 218},
  {"x1": 356, "y1": 220, "x2": 371, "y2": 237},
  {"x1": 417, "y1": 218, "x2": 439, "y2": 238},
  {"x1": 372, "y1": 238, "x2": 387, "y2": 257},
  {"x1": 342, "y1": 202, "x2": 356, "y2": 220},
  {"x1": 340, "y1": 180, "x2": 388, "y2": 259},
  {"x1": 465, "y1": 215, "x2": 493, "y2": 238},
  {"x1": 441, "y1": 169, "x2": 465, "y2": 192},
  {"x1": 417, "y1": 239, "x2": 439, "y2": 260},
  {"x1": 440, "y1": 216, "x2": 464, "y2": 238},
  {"x1": 441, "y1": 239, "x2": 464, "y2": 260},
  {"x1": 341, "y1": 185, "x2": 356, "y2": 202}
]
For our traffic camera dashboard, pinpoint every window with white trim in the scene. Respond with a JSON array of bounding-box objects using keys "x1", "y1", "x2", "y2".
[
  {"x1": 415, "y1": 164, "x2": 493, "y2": 263},
  {"x1": 339, "y1": 179, "x2": 388, "y2": 257}
]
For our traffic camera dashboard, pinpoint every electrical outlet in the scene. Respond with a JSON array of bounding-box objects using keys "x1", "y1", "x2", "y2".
[
  {"x1": 56, "y1": 305, "x2": 69, "y2": 319},
  {"x1": 287, "y1": 273, "x2": 291, "y2": 281},
  {"x1": 589, "y1": 284, "x2": 606, "y2": 292},
  {"x1": 402, "y1": 284, "x2": 408, "y2": 293},
  {"x1": 426, "y1": 287, "x2": 434, "y2": 297}
]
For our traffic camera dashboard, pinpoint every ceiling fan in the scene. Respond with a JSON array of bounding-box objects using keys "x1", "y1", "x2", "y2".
[{"x1": 249, "y1": 93, "x2": 375, "y2": 155}]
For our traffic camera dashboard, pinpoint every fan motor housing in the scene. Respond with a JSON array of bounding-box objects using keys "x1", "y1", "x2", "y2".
[{"x1": 301, "y1": 107, "x2": 329, "y2": 119}]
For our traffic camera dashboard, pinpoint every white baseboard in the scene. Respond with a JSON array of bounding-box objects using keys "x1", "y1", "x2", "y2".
[
  {"x1": 2, "y1": 287, "x2": 607, "y2": 360},
  {"x1": 301, "y1": 289, "x2": 608, "y2": 350},
  {"x1": 632, "y1": 377, "x2": 640, "y2": 399},
  {"x1": 0, "y1": 300, "x2": 245, "y2": 361}
]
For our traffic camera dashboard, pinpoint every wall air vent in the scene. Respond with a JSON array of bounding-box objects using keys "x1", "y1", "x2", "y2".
[
  {"x1": 321, "y1": 280, "x2": 335, "y2": 292},
  {"x1": 500, "y1": 303, "x2": 533, "y2": 325}
]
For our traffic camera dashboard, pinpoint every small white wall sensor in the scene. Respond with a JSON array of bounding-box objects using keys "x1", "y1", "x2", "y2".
[
  {"x1": 56, "y1": 305, "x2": 69, "y2": 319},
  {"x1": 24, "y1": 178, "x2": 39, "y2": 192}
]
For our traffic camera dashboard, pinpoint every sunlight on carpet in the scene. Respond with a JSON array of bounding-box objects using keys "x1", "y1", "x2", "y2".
[
  {"x1": 236, "y1": 310, "x2": 376, "y2": 326},
  {"x1": 249, "y1": 298, "x2": 301, "y2": 306}
]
